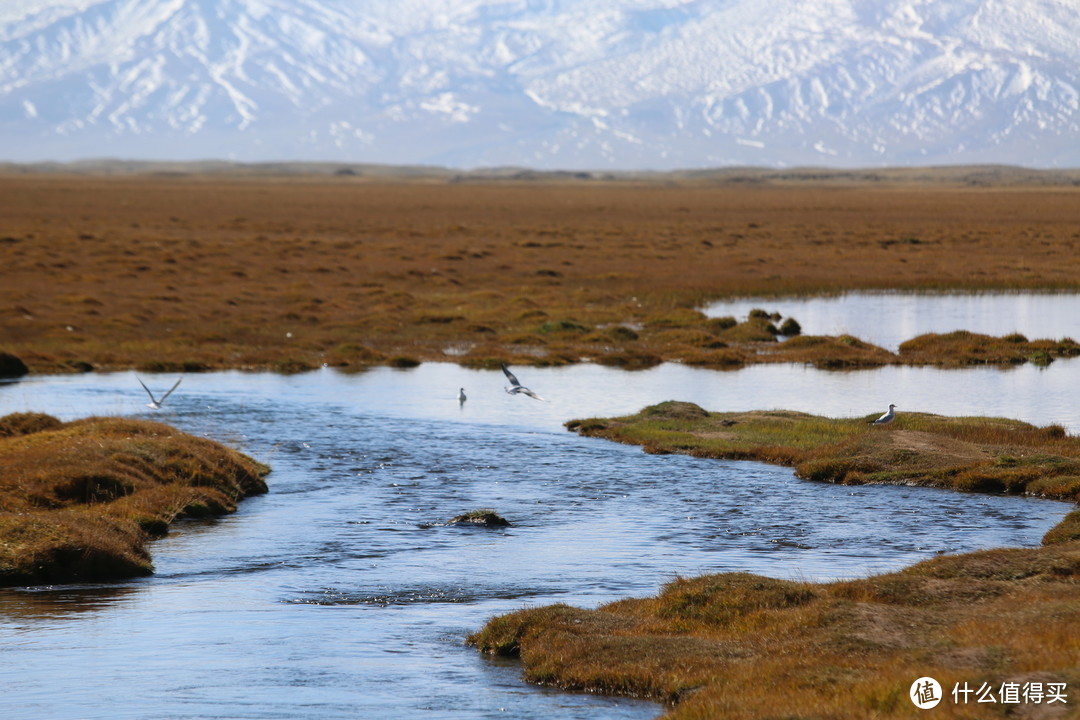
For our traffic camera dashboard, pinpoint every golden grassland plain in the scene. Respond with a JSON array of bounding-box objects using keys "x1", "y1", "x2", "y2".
[
  {"x1": 0, "y1": 412, "x2": 269, "y2": 586},
  {"x1": 470, "y1": 402, "x2": 1080, "y2": 719},
  {"x1": 2, "y1": 171, "x2": 1080, "y2": 373}
]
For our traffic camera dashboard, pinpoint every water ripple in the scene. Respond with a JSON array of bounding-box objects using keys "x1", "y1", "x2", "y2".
[{"x1": 284, "y1": 584, "x2": 558, "y2": 607}]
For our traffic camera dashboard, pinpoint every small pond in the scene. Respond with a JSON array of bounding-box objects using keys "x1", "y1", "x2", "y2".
[{"x1": 705, "y1": 291, "x2": 1080, "y2": 350}]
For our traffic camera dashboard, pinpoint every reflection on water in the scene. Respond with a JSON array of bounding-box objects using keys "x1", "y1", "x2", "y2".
[
  {"x1": 705, "y1": 291, "x2": 1080, "y2": 350},
  {"x1": 0, "y1": 585, "x2": 140, "y2": 621},
  {"x1": 0, "y1": 360, "x2": 1076, "y2": 720}
]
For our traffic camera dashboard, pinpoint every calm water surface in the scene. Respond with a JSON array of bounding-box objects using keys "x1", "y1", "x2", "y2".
[
  {"x1": 0, "y1": 356, "x2": 1077, "y2": 719},
  {"x1": 706, "y1": 291, "x2": 1080, "y2": 350}
]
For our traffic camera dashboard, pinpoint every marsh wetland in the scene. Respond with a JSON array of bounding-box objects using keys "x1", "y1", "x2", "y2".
[
  {"x1": 4, "y1": 172, "x2": 1080, "y2": 373},
  {"x1": 1, "y1": 171, "x2": 1079, "y2": 718}
]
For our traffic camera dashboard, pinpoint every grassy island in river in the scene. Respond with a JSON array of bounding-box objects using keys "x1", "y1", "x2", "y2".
[
  {"x1": 0, "y1": 413, "x2": 269, "y2": 586},
  {"x1": 566, "y1": 402, "x2": 1080, "y2": 511},
  {"x1": 470, "y1": 403, "x2": 1080, "y2": 719}
]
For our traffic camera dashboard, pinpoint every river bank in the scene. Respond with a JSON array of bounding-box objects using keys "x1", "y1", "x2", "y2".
[
  {"x1": 0, "y1": 413, "x2": 269, "y2": 586},
  {"x1": 470, "y1": 402, "x2": 1080, "y2": 718},
  {"x1": 470, "y1": 540, "x2": 1079, "y2": 719},
  {"x1": 566, "y1": 402, "x2": 1080, "y2": 515}
]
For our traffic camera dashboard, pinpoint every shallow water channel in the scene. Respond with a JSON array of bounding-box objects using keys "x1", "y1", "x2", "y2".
[
  {"x1": 1, "y1": 353, "x2": 1077, "y2": 720},
  {"x1": 706, "y1": 291, "x2": 1080, "y2": 351}
]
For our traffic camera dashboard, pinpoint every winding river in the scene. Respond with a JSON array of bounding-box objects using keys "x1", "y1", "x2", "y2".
[{"x1": 1, "y1": 292, "x2": 1078, "y2": 720}]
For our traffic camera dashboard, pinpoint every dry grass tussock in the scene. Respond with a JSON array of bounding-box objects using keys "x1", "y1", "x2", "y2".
[
  {"x1": 0, "y1": 413, "x2": 269, "y2": 585},
  {"x1": 3, "y1": 174, "x2": 1080, "y2": 373},
  {"x1": 899, "y1": 331, "x2": 1080, "y2": 367},
  {"x1": 470, "y1": 542, "x2": 1080, "y2": 718},
  {"x1": 473, "y1": 402, "x2": 1080, "y2": 717}
]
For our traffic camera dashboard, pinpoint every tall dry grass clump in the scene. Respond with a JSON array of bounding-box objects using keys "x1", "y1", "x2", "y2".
[
  {"x1": 899, "y1": 330, "x2": 1080, "y2": 366},
  {"x1": 0, "y1": 413, "x2": 269, "y2": 585},
  {"x1": 767, "y1": 334, "x2": 896, "y2": 368},
  {"x1": 470, "y1": 542, "x2": 1080, "y2": 719}
]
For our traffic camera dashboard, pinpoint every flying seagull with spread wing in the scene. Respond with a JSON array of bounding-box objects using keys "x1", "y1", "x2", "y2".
[
  {"x1": 501, "y1": 363, "x2": 545, "y2": 401},
  {"x1": 138, "y1": 375, "x2": 183, "y2": 410}
]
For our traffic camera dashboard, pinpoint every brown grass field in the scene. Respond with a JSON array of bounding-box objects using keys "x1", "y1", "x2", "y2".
[{"x1": 2, "y1": 170, "x2": 1080, "y2": 373}]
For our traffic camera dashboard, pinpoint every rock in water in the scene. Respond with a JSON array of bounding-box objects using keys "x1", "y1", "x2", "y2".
[{"x1": 448, "y1": 510, "x2": 512, "y2": 528}]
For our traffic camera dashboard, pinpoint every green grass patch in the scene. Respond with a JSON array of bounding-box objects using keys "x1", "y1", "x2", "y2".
[{"x1": 538, "y1": 319, "x2": 592, "y2": 335}]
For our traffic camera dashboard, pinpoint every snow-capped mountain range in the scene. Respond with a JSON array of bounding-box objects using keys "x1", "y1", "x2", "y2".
[{"x1": 1, "y1": 0, "x2": 1078, "y2": 169}]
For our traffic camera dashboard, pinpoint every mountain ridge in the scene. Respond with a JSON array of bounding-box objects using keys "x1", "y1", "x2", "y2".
[{"x1": 2, "y1": 0, "x2": 1078, "y2": 168}]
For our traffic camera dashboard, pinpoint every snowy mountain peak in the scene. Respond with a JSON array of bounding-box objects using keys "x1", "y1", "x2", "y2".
[{"x1": 1, "y1": 0, "x2": 1078, "y2": 168}]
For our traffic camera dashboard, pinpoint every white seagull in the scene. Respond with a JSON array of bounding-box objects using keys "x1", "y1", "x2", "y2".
[
  {"x1": 458, "y1": 387, "x2": 467, "y2": 404},
  {"x1": 138, "y1": 375, "x2": 183, "y2": 410},
  {"x1": 501, "y1": 363, "x2": 545, "y2": 401},
  {"x1": 871, "y1": 404, "x2": 896, "y2": 425}
]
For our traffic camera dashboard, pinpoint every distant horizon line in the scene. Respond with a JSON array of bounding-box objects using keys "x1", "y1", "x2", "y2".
[{"x1": 3, "y1": 158, "x2": 1080, "y2": 184}]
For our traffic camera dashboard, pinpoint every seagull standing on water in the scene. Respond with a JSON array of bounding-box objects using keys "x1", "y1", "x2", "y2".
[
  {"x1": 871, "y1": 404, "x2": 896, "y2": 425},
  {"x1": 458, "y1": 387, "x2": 467, "y2": 405},
  {"x1": 501, "y1": 363, "x2": 545, "y2": 401},
  {"x1": 138, "y1": 376, "x2": 183, "y2": 410}
]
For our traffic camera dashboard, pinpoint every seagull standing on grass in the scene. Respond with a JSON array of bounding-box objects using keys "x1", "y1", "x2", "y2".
[
  {"x1": 501, "y1": 363, "x2": 545, "y2": 401},
  {"x1": 138, "y1": 376, "x2": 183, "y2": 410},
  {"x1": 871, "y1": 404, "x2": 896, "y2": 425}
]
